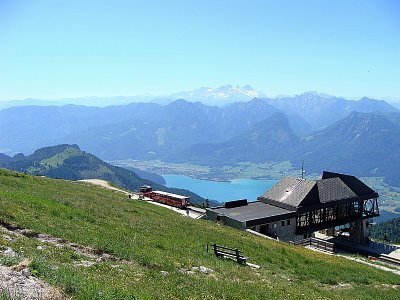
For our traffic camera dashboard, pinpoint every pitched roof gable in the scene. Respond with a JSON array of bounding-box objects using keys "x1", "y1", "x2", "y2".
[
  {"x1": 259, "y1": 176, "x2": 316, "y2": 209},
  {"x1": 316, "y1": 177, "x2": 356, "y2": 203},
  {"x1": 259, "y1": 171, "x2": 378, "y2": 209},
  {"x1": 322, "y1": 171, "x2": 376, "y2": 196}
]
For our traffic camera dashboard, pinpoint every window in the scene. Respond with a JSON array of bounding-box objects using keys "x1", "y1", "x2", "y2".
[
  {"x1": 287, "y1": 219, "x2": 291, "y2": 226},
  {"x1": 281, "y1": 221, "x2": 285, "y2": 226}
]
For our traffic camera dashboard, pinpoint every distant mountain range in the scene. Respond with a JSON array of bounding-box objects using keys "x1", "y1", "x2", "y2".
[
  {"x1": 0, "y1": 96, "x2": 155, "y2": 110},
  {"x1": 169, "y1": 111, "x2": 400, "y2": 186},
  {"x1": 3, "y1": 86, "x2": 399, "y2": 111},
  {"x1": 174, "y1": 112, "x2": 300, "y2": 165},
  {"x1": 263, "y1": 93, "x2": 398, "y2": 129},
  {"x1": 0, "y1": 144, "x2": 210, "y2": 206},
  {"x1": 0, "y1": 91, "x2": 399, "y2": 186},
  {"x1": 300, "y1": 112, "x2": 400, "y2": 185},
  {"x1": 154, "y1": 85, "x2": 265, "y2": 106},
  {"x1": 0, "y1": 85, "x2": 264, "y2": 109}
]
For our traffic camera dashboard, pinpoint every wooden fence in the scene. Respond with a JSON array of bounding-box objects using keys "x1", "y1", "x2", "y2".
[{"x1": 293, "y1": 237, "x2": 334, "y2": 252}]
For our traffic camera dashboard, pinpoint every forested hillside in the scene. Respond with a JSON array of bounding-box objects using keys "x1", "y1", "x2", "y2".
[{"x1": 370, "y1": 217, "x2": 400, "y2": 243}]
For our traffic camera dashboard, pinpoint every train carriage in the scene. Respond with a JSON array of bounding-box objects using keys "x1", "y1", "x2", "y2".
[
  {"x1": 140, "y1": 185, "x2": 190, "y2": 208},
  {"x1": 140, "y1": 185, "x2": 153, "y2": 197}
]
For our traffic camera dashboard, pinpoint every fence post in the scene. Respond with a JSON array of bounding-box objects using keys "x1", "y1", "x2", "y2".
[{"x1": 235, "y1": 248, "x2": 240, "y2": 263}]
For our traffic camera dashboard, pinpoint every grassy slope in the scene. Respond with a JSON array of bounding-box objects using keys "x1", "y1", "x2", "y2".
[
  {"x1": 0, "y1": 168, "x2": 399, "y2": 299},
  {"x1": 0, "y1": 144, "x2": 209, "y2": 206},
  {"x1": 28, "y1": 146, "x2": 82, "y2": 172}
]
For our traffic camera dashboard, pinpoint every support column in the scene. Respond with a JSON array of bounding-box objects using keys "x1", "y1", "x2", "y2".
[
  {"x1": 348, "y1": 219, "x2": 369, "y2": 244},
  {"x1": 325, "y1": 227, "x2": 335, "y2": 236}
]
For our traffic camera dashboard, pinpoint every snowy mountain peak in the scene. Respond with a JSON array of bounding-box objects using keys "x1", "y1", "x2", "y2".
[{"x1": 164, "y1": 85, "x2": 264, "y2": 106}]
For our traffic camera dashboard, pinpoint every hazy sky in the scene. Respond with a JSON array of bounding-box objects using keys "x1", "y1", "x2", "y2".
[{"x1": 0, "y1": 0, "x2": 399, "y2": 101}]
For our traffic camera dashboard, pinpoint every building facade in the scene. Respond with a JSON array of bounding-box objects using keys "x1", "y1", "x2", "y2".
[{"x1": 206, "y1": 171, "x2": 379, "y2": 243}]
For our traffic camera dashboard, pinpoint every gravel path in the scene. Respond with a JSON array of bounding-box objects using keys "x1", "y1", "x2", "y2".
[
  {"x1": 78, "y1": 179, "x2": 205, "y2": 219},
  {"x1": 0, "y1": 264, "x2": 63, "y2": 300},
  {"x1": 78, "y1": 179, "x2": 135, "y2": 196}
]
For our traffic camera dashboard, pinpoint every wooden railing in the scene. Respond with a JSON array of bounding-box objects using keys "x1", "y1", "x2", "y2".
[
  {"x1": 377, "y1": 254, "x2": 400, "y2": 267},
  {"x1": 293, "y1": 237, "x2": 334, "y2": 252}
]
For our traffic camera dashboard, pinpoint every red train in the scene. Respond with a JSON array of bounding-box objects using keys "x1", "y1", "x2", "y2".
[{"x1": 140, "y1": 185, "x2": 189, "y2": 208}]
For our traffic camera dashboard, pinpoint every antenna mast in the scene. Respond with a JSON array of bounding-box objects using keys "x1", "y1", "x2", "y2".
[{"x1": 301, "y1": 160, "x2": 305, "y2": 179}]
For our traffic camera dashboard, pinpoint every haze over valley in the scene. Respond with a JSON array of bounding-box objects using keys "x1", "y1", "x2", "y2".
[
  {"x1": 1, "y1": 88, "x2": 399, "y2": 184},
  {"x1": 1, "y1": 86, "x2": 400, "y2": 221}
]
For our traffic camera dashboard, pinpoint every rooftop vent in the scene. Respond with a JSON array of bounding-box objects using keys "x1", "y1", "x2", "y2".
[{"x1": 224, "y1": 199, "x2": 248, "y2": 209}]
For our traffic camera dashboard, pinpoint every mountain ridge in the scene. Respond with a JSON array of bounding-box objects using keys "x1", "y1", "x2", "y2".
[
  {"x1": 2, "y1": 86, "x2": 397, "y2": 110},
  {"x1": 2, "y1": 94, "x2": 396, "y2": 157},
  {"x1": 171, "y1": 111, "x2": 400, "y2": 186},
  {"x1": 299, "y1": 112, "x2": 400, "y2": 185},
  {"x1": 1, "y1": 94, "x2": 399, "y2": 186},
  {"x1": 171, "y1": 112, "x2": 300, "y2": 165}
]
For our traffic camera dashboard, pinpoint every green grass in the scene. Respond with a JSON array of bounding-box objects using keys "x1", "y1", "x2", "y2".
[
  {"x1": 0, "y1": 168, "x2": 399, "y2": 299},
  {"x1": 0, "y1": 290, "x2": 10, "y2": 300},
  {"x1": 41, "y1": 147, "x2": 81, "y2": 168},
  {"x1": 27, "y1": 147, "x2": 82, "y2": 173}
]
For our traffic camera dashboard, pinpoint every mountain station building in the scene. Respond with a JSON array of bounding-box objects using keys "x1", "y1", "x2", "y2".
[{"x1": 206, "y1": 171, "x2": 379, "y2": 244}]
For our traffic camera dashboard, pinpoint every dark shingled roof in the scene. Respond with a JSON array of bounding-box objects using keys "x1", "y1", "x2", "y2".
[
  {"x1": 322, "y1": 171, "x2": 375, "y2": 196},
  {"x1": 259, "y1": 171, "x2": 378, "y2": 209},
  {"x1": 259, "y1": 176, "x2": 315, "y2": 209},
  {"x1": 210, "y1": 201, "x2": 295, "y2": 224},
  {"x1": 316, "y1": 177, "x2": 356, "y2": 203}
]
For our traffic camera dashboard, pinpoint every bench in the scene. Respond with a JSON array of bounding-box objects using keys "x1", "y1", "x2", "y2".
[{"x1": 209, "y1": 243, "x2": 248, "y2": 264}]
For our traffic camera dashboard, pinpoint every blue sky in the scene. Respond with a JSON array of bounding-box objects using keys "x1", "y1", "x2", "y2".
[{"x1": 0, "y1": 0, "x2": 399, "y2": 101}]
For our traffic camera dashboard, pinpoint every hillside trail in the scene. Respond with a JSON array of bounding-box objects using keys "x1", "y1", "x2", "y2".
[
  {"x1": 78, "y1": 179, "x2": 133, "y2": 196},
  {"x1": 78, "y1": 179, "x2": 205, "y2": 219}
]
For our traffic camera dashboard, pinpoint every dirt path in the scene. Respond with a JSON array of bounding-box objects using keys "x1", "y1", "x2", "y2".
[
  {"x1": 78, "y1": 179, "x2": 205, "y2": 219},
  {"x1": 78, "y1": 179, "x2": 137, "y2": 197}
]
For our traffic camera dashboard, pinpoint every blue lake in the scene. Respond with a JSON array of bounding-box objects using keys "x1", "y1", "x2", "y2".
[{"x1": 163, "y1": 175, "x2": 278, "y2": 203}]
